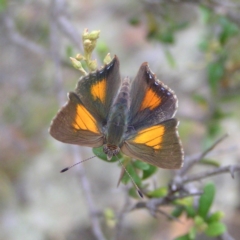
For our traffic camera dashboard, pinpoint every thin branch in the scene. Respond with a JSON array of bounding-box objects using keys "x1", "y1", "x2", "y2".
[
  {"x1": 2, "y1": 11, "x2": 48, "y2": 57},
  {"x1": 72, "y1": 146, "x2": 106, "y2": 240},
  {"x1": 183, "y1": 164, "x2": 240, "y2": 183},
  {"x1": 50, "y1": 1, "x2": 106, "y2": 239},
  {"x1": 132, "y1": 191, "x2": 202, "y2": 212},
  {"x1": 114, "y1": 187, "x2": 132, "y2": 240},
  {"x1": 179, "y1": 134, "x2": 228, "y2": 176}
]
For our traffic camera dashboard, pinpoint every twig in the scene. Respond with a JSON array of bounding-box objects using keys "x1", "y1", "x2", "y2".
[
  {"x1": 114, "y1": 187, "x2": 131, "y2": 240},
  {"x1": 72, "y1": 146, "x2": 106, "y2": 240},
  {"x1": 132, "y1": 191, "x2": 202, "y2": 213},
  {"x1": 50, "y1": 1, "x2": 106, "y2": 239},
  {"x1": 183, "y1": 164, "x2": 240, "y2": 183},
  {"x1": 2, "y1": 11, "x2": 48, "y2": 57},
  {"x1": 179, "y1": 134, "x2": 228, "y2": 176}
]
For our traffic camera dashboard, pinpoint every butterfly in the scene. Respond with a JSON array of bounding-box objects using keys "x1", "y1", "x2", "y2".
[{"x1": 49, "y1": 56, "x2": 184, "y2": 169}]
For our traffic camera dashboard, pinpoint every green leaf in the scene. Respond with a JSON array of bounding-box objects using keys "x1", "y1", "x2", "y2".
[
  {"x1": 189, "y1": 227, "x2": 196, "y2": 240},
  {"x1": 129, "y1": 17, "x2": 140, "y2": 26},
  {"x1": 207, "y1": 121, "x2": 222, "y2": 137},
  {"x1": 121, "y1": 163, "x2": 142, "y2": 186},
  {"x1": 219, "y1": 17, "x2": 239, "y2": 45},
  {"x1": 158, "y1": 30, "x2": 175, "y2": 44},
  {"x1": 0, "y1": 0, "x2": 7, "y2": 12},
  {"x1": 92, "y1": 147, "x2": 119, "y2": 162},
  {"x1": 185, "y1": 205, "x2": 196, "y2": 218},
  {"x1": 171, "y1": 206, "x2": 184, "y2": 218},
  {"x1": 65, "y1": 45, "x2": 74, "y2": 58},
  {"x1": 174, "y1": 233, "x2": 191, "y2": 240},
  {"x1": 165, "y1": 49, "x2": 176, "y2": 68},
  {"x1": 128, "y1": 186, "x2": 140, "y2": 199},
  {"x1": 199, "y1": 158, "x2": 220, "y2": 167},
  {"x1": 147, "y1": 186, "x2": 167, "y2": 198},
  {"x1": 194, "y1": 216, "x2": 208, "y2": 232},
  {"x1": 142, "y1": 164, "x2": 157, "y2": 179},
  {"x1": 198, "y1": 39, "x2": 210, "y2": 52},
  {"x1": 207, "y1": 211, "x2": 224, "y2": 223},
  {"x1": 192, "y1": 94, "x2": 208, "y2": 107},
  {"x1": 199, "y1": 5, "x2": 213, "y2": 23},
  {"x1": 205, "y1": 222, "x2": 226, "y2": 237},
  {"x1": 132, "y1": 160, "x2": 150, "y2": 170},
  {"x1": 207, "y1": 61, "x2": 224, "y2": 93},
  {"x1": 198, "y1": 183, "x2": 215, "y2": 219}
]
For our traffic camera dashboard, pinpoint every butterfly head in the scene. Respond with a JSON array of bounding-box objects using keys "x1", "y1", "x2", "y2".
[{"x1": 103, "y1": 144, "x2": 120, "y2": 160}]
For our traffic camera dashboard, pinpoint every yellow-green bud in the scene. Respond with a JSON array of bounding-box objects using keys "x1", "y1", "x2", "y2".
[
  {"x1": 88, "y1": 59, "x2": 97, "y2": 71},
  {"x1": 82, "y1": 28, "x2": 89, "y2": 39},
  {"x1": 70, "y1": 57, "x2": 82, "y2": 69},
  {"x1": 87, "y1": 30, "x2": 100, "y2": 40},
  {"x1": 103, "y1": 53, "x2": 112, "y2": 65},
  {"x1": 69, "y1": 57, "x2": 87, "y2": 75},
  {"x1": 75, "y1": 53, "x2": 84, "y2": 61}
]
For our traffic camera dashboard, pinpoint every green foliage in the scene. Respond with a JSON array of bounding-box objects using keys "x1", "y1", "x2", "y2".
[
  {"x1": 199, "y1": 158, "x2": 220, "y2": 167},
  {"x1": 147, "y1": 186, "x2": 167, "y2": 198},
  {"x1": 0, "y1": 0, "x2": 7, "y2": 12},
  {"x1": 197, "y1": 5, "x2": 240, "y2": 142},
  {"x1": 173, "y1": 183, "x2": 226, "y2": 239},
  {"x1": 207, "y1": 60, "x2": 225, "y2": 93},
  {"x1": 205, "y1": 222, "x2": 227, "y2": 237},
  {"x1": 198, "y1": 183, "x2": 215, "y2": 219}
]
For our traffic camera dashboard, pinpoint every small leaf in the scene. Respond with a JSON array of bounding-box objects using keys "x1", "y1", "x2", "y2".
[
  {"x1": 207, "y1": 211, "x2": 224, "y2": 223},
  {"x1": 207, "y1": 61, "x2": 224, "y2": 93},
  {"x1": 165, "y1": 49, "x2": 176, "y2": 68},
  {"x1": 128, "y1": 186, "x2": 140, "y2": 199},
  {"x1": 171, "y1": 206, "x2": 184, "y2": 218},
  {"x1": 121, "y1": 163, "x2": 142, "y2": 186},
  {"x1": 185, "y1": 206, "x2": 196, "y2": 218},
  {"x1": 0, "y1": 0, "x2": 7, "y2": 12},
  {"x1": 199, "y1": 5, "x2": 213, "y2": 24},
  {"x1": 194, "y1": 216, "x2": 208, "y2": 232},
  {"x1": 189, "y1": 227, "x2": 196, "y2": 240},
  {"x1": 147, "y1": 186, "x2": 167, "y2": 198},
  {"x1": 142, "y1": 165, "x2": 157, "y2": 179},
  {"x1": 205, "y1": 222, "x2": 227, "y2": 237},
  {"x1": 198, "y1": 183, "x2": 215, "y2": 219},
  {"x1": 92, "y1": 147, "x2": 119, "y2": 162},
  {"x1": 129, "y1": 17, "x2": 140, "y2": 26},
  {"x1": 219, "y1": 17, "x2": 239, "y2": 45},
  {"x1": 174, "y1": 233, "x2": 191, "y2": 240},
  {"x1": 199, "y1": 158, "x2": 220, "y2": 167},
  {"x1": 132, "y1": 160, "x2": 150, "y2": 170},
  {"x1": 192, "y1": 94, "x2": 208, "y2": 107},
  {"x1": 158, "y1": 30, "x2": 175, "y2": 44}
]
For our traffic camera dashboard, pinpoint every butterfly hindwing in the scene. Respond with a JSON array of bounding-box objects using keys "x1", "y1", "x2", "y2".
[
  {"x1": 75, "y1": 56, "x2": 121, "y2": 127},
  {"x1": 128, "y1": 62, "x2": 178, "y2": 131},
  {"x1": 49, "y1": 92, "x2": 104, "y2": 147},
  {"x1": 121, "y1": 119, "x2": 183, "y2": 169}
]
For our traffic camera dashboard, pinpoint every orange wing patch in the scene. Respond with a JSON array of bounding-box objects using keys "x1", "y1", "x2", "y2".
[
  {"x1": 73, "y1": 104, "x2": 99, "y2": 134},
  {"x1": 132, "y1": 125, "x2": 165, "y2": 150},
  {"x1": 140, "y1": 88, "x2": 161, "y2": 111},
  {"x1": 90, "y1": 79, "x2": 107, "y2": 103}
]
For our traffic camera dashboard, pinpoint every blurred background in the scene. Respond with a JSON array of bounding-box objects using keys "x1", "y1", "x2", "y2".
[{"x1": 0, "y1": 0, "x2": 240, "y2": 239}]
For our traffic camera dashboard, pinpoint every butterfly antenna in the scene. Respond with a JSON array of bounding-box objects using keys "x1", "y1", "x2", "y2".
[
  {"x1": 60, "y1": 156, "x2": 96, "y2": 172},
  {"x1": 116, "y1": 156, "x2": 143, "y2": 198}
]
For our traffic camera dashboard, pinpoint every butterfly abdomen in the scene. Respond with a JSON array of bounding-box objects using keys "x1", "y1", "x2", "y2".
[{"x1": 106, "y1": 77, "x2": 131, "y2": 146}]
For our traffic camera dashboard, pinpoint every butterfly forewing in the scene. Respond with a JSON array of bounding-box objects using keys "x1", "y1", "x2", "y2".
[
  {"x1": 128, "y1": 62, "x2": 178, "y2": 132},
  {"x1": 75, "y1": 56, "x2": 121, "y2": 127},
  {"x1": 49, "y1": 92, "x2": 104, "y2": 147}
]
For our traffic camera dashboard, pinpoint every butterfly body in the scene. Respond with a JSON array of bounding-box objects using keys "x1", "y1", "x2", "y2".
[{"x1": 50, "y1": 56, "x2": 184, "y2": 169}]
